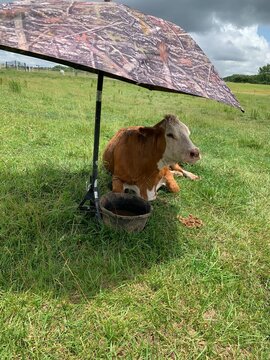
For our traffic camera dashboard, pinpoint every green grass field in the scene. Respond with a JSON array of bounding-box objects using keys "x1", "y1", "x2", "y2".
[{"x1": 0, "y1": 69, "x2": 269, "y2": 359}]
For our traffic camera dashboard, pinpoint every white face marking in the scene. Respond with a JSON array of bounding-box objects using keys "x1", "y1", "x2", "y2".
[{"x1": 158, "y1": 117, "x2": 200, "y2": 166}]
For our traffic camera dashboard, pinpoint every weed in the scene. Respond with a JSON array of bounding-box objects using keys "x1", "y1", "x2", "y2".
[
  {"x1": 250, "y1": 108, "x2": 260, "y2": 120},
  {"x1": 8, "y1": 79, "x2": 22, "y2": 93}
]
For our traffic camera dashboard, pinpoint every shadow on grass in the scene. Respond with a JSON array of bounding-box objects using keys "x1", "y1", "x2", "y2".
[{"x1": 0, "y1": 165, "x2": 186, "y2": 301}]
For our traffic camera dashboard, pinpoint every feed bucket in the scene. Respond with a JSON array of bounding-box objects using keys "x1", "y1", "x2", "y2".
[{"x1": 100, "y1": 192, "x2": 152, "y2": 232}]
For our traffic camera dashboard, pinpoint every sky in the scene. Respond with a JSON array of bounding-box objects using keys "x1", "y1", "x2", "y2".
[{"x1": 1, "y1": 0, "x2": 270, "y2": 76}]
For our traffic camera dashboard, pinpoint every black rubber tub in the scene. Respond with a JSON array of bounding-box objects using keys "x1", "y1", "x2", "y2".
[{"x1": 100, "y1": 192, "x2": 152, "y2": 232}]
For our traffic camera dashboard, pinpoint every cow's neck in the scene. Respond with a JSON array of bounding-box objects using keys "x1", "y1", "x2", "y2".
[
  {"x1": 154, "y1": 126, "x2": 172, "y2": 170},
  {"x1": 157, "y1": 157, "x2": 173, "y2": 170}
]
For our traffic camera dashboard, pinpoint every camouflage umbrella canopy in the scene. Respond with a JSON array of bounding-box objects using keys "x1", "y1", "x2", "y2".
[{"x1": 0, "y1": 0, "x2": 243, "y2": 217}]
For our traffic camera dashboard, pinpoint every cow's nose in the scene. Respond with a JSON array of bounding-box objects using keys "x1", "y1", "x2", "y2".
[{"x1": 190, "y1": 148, "x2": 200, "y2": 158}]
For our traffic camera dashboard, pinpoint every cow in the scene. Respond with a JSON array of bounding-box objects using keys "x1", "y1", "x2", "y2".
[{"x1": 103, "y1": 114, "x2": 200, "y2": 201}]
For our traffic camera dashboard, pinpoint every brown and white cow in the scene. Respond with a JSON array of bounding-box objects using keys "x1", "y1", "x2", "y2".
[{"x1": 103, "y1": 114, "x2": 200, "y2": 201}]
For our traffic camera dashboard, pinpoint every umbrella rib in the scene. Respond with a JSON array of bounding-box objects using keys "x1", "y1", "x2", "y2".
[
  {"x1": 206, "y1": 64, "x2": 213, "y2": 90},
  {"x1": 164, "y1": 20, "x2": 185, "y2": 50},
  {"x1": 161, "y1": 55, "x2": 174, "y2": 88},
  {"x1": 66, "y1": 1, "x2": 75, "y2": 15},
  {"x1": 14, "y1": 14, "x2": 29, "y2": 50}
]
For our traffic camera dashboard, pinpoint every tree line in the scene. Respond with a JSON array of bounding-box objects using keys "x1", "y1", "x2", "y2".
[{"x1": 224, "y1": 64, "x2": 270, "y2": 85}]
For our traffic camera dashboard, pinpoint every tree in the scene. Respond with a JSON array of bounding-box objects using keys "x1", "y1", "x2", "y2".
[{"x1": 258, "y1": 64, "x2": 270, "y2": 74}]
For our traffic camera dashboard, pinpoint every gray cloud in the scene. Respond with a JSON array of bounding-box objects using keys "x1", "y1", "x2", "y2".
[
  {"x1": 120, "y1": 0, "x2": 270, "y2": 33},
  {"x1": 1, "y1": 0, "x2": 270, "y2": 32}
]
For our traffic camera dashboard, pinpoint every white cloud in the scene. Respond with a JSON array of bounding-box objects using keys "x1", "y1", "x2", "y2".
[{"x1": 191, "y1": 21, "x2": 270, "y2": 76}]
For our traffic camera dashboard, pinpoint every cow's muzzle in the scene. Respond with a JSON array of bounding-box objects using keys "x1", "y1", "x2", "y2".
[{"x1": 190, "y1": 147, "x2": 200, "y2": 160}]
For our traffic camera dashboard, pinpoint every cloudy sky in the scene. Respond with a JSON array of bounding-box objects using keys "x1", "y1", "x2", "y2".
[{"x1": 1, "y1": 0, "x2": 270, "y2": 76}]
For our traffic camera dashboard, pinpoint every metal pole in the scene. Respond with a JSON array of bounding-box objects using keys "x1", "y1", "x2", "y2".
[
  {"x1": 91, "y1": 71, "x2": 104, "y2": 219},
  {"x1": 79, "y1": 0, "x2": 109, "y2": 217},
  {"x1": 91, "y1": 71, "x2": 104, "y2": 187},
  {"x1": 79, "y1": 71, "x2": 104, "y2": 219}
]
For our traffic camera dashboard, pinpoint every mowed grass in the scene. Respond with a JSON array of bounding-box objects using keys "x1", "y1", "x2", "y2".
[{"x1": 0, "y1": 69, "x2": 269, "y2": 359}]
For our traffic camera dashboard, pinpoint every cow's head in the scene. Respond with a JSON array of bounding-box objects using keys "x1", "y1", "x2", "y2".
[{"x1": 156, "y1": 114, "x2": 201, "y2": 166}]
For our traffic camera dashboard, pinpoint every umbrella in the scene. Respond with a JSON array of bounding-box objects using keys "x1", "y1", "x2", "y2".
[{"x1": 0, "y1": 0, "x2": 243, "y2": 218}]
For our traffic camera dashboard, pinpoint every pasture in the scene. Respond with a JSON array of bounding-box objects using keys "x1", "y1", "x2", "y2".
[{"x1": 0, "y1": 69, "x2": 269, "y2": 359}]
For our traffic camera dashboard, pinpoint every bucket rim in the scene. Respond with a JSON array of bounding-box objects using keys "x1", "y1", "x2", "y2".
[{"x1": 99, "y1": 191, "x2": 152, "y2": 220}]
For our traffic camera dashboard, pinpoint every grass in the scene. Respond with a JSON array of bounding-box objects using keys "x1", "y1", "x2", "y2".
[{"x1": 0, "y1": 69, "x2": 269, "y2": 359}]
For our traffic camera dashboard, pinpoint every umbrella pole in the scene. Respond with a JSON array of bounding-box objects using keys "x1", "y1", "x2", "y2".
[{"x1": 79, "y1": 71, "x2": 104, "y2": 219}]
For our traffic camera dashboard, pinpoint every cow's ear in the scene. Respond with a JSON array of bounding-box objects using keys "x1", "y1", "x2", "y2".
[
  {"x1": 138, "y1": 127, "x2": 154, "y2": 137},
  {"x1": 154, "y1": 118, "x2": 166, "y2": 129}
]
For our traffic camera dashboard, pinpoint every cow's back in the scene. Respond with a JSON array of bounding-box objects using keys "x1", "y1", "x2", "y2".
[
  {"x1": 103, "y1": 126, "x2": 140, "y2": 174},
  {"x1": 103, "y1": 126, "x2": 165, "y2": 182}
]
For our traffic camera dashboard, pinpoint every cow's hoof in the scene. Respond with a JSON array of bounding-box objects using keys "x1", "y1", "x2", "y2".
[
  {"x1": 188, "y1": 174, "x2": 200, "y2": 181},
  {"x1": 183, "y1": 170, "x2": 200, "y2": 180}
]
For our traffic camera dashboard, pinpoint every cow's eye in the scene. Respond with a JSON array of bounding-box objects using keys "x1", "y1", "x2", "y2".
[{"x1": 167, "y1": 133, "x2": 175, "y2": 139}]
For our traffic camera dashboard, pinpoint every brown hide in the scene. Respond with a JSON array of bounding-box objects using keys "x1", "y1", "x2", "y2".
[{"x1": 103, "y1": 125, "x2": 166, "y2": 199}]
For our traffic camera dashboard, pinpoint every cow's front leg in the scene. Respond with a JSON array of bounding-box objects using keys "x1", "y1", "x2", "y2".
[
  {"x1": 170, "y1": 163, "x2": 199, "y2": 180},
  {"x1": 170, "y1": 170, "x2": 184, "y2": 177},
  {"x1": 112, "y1": 176, "x2": 124, "y2": 193},
  {"x1": 163, "y1": 168, "x2": 180, "y2": 193}
]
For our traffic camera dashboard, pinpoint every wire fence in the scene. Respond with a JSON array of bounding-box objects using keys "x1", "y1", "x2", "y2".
[{"x1": 1, "y1": 60, "x2": 50, "y2": 71}]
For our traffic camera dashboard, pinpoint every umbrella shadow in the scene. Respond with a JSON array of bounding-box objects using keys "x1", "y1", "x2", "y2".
[{"x1": 0, "y1": 164, "x2": 186, "y2": 301}]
